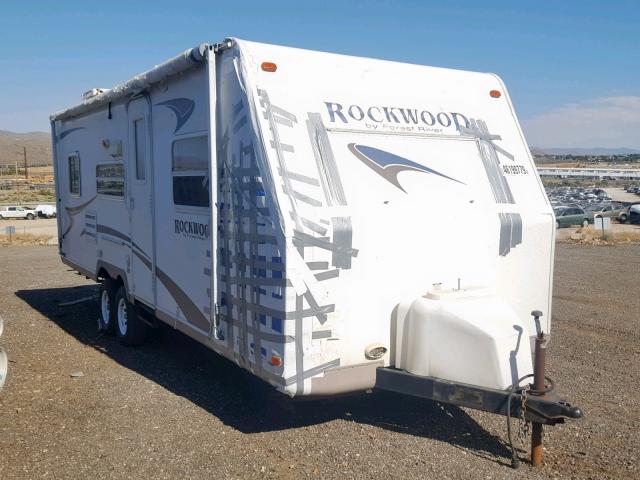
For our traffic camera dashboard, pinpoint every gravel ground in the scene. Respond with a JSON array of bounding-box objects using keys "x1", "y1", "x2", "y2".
[{"x1": 0, "y1": 245, "x2": 638, "y2": 479}]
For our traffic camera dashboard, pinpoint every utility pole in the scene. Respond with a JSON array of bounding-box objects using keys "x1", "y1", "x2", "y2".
[{"x1": 23, "y1": 147, "x2": 28, "y2": 179}]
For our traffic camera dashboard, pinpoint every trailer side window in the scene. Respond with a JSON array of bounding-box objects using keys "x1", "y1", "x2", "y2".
[
  {"x1": 172, "y1": 136, "x2": 209, "y2": 208},
  {"x1": 134, "y1": 118, "x2": 146, "y2": 181},
  {"x1": 96, "y1": 163, "x2": 125, "y2": 197},
  {"x1": 68, "y1": 153, "x2": 81, "y2": 195}
]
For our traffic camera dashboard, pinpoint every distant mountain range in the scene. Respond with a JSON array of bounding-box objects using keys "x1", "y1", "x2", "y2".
[
  {"x1": 531, "y1": 147, "x2": 640, "y2": 155},
  {"x1": 1, "y1": 129, "x2": 638, "y2": 169},
  {"x1": 0, "y1": 130, "x2": 52, "y2": 167}
]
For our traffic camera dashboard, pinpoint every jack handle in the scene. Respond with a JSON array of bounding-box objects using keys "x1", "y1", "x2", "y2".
[{"x1": 531, "y1": 310, "x2": 544, "y2": 339}]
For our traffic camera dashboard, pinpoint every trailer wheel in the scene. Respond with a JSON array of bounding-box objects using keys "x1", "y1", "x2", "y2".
[
  {"x1": 114, "y1": 286, "x2": 146, "y2": 346},
  {"x1": 98, "y1": 279, "x2": 117, "y2": 333}
]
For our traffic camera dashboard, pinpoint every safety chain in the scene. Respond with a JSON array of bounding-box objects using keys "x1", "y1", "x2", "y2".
[{"x1": 518, "y1": 384, "x2": 531, "y2": 442}]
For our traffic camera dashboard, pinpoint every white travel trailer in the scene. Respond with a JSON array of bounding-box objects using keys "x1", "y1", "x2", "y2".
[{"x1": 51, "y1": 39, "x2": 581, "y2": 441}]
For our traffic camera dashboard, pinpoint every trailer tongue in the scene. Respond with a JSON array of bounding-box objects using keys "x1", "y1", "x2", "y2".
[{"x1": 377, "y1": 310, "x2": 582, "y2": 467}]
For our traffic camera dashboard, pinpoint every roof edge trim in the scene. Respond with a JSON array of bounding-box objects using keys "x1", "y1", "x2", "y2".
[{"x1": 50, "y1": 43, "x2": 210, "y2": 122}]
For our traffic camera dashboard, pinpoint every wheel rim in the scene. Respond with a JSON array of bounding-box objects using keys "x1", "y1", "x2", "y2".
[
  {"x1": 117, "y1": 298, "x2": 128, "y2": 334},
  {"x1": 100, "y1": 290, "x2": 110, "y2": 326}
]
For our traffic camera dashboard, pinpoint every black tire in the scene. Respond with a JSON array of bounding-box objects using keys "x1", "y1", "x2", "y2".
[
  {"x1": 26, "y1": 213, "x2": 34, "y2": 220},
  {"x1": 98, "y1": 279, "x2": 117, "y2": 333},
  {"x1": 582, "y1": 219, "x2": 589, "y2": 228},
  {"x1": 114, "y1": 286, "x2": 146, "y2": 346},
  {"x1": 555, "y1": 220, "x2": 560, "y2": 229},
  {"x1": 619, "y1": 215, "x2": 627, "y2": 224}
]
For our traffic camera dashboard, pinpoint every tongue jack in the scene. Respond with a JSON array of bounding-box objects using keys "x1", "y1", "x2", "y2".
[{"x1": 530, "y1": 310, "x2": 547, "y2": 466}]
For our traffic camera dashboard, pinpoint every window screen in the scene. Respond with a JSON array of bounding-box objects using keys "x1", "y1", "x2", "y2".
[
  {"x1": 96, "y1": 163, "x2": 125, "y2": 197},
  {"x1": 134, "y1": 118, "x2": 146, "y2": 180},
  {"x1": 68, "y1": 153, "x2": 81, "y2": 195},
  {"x1": 172, "y1": 136, "x2": 209, "y2": 207}
]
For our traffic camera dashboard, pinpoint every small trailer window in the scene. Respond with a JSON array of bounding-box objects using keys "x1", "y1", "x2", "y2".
[
  {"x1": 172, "y1": 136, "x2": 209, "y2": 208},
  {"x1": 134, "y1": 118, "x2": 146, "y2": 181},
  {"x1": 68, "y1": 153, "x2": 81, "y2": 195},
  {"x1": 96, "y1": 163, "x2": 125, "y2": 197}
]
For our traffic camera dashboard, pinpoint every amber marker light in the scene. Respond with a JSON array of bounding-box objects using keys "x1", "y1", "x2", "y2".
[
  {"x1": 270, "y1": 354, "x2": 282, "y2": 367},
  {"x1": 261, "y1": 62, "x2": 277, "y2": 72},
  {"x1": 490, "y1": 90, "x2": 502, "y2": 98}
]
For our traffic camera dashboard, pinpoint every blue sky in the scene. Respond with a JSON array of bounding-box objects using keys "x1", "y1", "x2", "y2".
[{"x1": 1, "y1": 1, "x2": 638, "y2": 148}]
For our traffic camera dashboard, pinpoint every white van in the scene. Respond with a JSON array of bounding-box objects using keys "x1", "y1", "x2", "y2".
[{"x1": 35, "y1": 204, "x2": 57, "y2": 218}]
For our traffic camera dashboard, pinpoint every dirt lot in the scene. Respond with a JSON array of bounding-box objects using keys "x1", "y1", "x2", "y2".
[
  {"x1": 555, "y1": 222, "x2": 640, "y2": 242},
  {"x1": 604, "y1": 188, "x2": 640, "y2": 203},
  {"x1": 0, "y1": 245, "x2": 638, "y2": 479},
  {"x1": 0, "y1": 188, "x2": 55, "y2": 204},
  {"x1": 3, "y1": 218, "x2": 638, "y2": 247},
  {"x1": 0, "y1": 217, "x2": 58, "y2": 241}
]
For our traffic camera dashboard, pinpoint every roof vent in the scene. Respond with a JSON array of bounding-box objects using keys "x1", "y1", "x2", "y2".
[{"x1": 82, "y1": 88, "x2": 110, "y2": 101}]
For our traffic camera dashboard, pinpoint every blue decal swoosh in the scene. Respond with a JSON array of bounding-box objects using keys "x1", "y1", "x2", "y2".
[
  {"x1": 58, "y1": 127, "x2": 86, "y2": 141},
  {"x1": 156, "y1": 98, "x2": 195, "y2": 133},
  {"x1": 348, "y1": 143, "x2": 465, "y2": 192}
]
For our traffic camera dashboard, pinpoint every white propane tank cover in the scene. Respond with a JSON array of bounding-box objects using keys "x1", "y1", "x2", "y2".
[
  {"x1": 424, "y1": 285, "x2": 493, "y2": 300},
  {"x1": 398, "y1": 288, "x2": 533, "y2": 390}
]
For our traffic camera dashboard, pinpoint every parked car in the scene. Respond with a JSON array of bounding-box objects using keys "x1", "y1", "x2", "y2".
[
  {"x1": 35, "y1": 204, "x2": 57, "y2": 218},
  {"x1": 618, "y1": 206, "x2": 630, "y2": 223},
  {"x1": 587, "y1": 204, "x2": 622, "y2": 219},
  {"x1": 0, "y1": 205, "x2": 38, "y2": 220},
  {"x1": 629, "y1": 205, "x2": 640, "y2": 224},
  {"x1": 553, "y1": 207, "x2": 592, "y2": 228},
  {"x1": 618, "y1": 203, "x2": 640, "y2": 224}
]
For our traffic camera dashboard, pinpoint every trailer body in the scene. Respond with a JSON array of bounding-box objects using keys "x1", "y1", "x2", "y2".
[{"x1": 51, "y1": 39, "x2": 555, "y2": 397}]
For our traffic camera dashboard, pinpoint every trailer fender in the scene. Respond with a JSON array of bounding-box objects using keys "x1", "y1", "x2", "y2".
[{"x1": 96, "y1": 260, "x2": 131, "y2": 301}]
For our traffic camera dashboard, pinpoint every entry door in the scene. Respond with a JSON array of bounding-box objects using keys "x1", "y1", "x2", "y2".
[{"x1": 127, "y1": 97, "x2": 155, "y2": 306}]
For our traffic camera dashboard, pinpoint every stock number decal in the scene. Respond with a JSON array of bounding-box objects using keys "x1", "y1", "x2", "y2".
[{"x1": 502, "y1": 164, "x2": 528, "y2": 175}]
